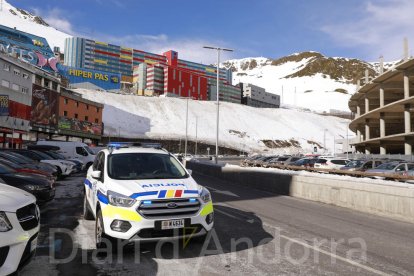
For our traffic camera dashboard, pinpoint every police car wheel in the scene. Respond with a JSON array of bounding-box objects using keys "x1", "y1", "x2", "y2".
[
  {"x1": 96, "y1": 209, "x2": 119, "y2": 251},
  {"x1": 83, "y1": 194, "x2": 94, "y2": 220}
]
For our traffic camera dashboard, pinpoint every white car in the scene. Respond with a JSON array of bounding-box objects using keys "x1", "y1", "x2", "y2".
[
  {"x1": 0, "y1": 183, "x2": 40, "y2": 275},
  {"x1": 314, "y1": 157, "x2": 350, "y2": 170},
  {"x1": 83, "y1": 143, "x2": 214, "y2": 249}
]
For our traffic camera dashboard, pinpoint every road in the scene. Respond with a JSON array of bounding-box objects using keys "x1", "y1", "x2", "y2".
[{"x1": 21, "y1": 172, "x2": 414, "y2": 275}]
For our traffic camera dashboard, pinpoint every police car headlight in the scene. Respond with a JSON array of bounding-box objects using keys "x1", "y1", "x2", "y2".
[
  {"x1": 0, "y1": 212, "x2": 12, "y2": 232},
  {"x1": 107, "y1": 191, "x2": 136, "y2": 207},
  {"x1": 199, "y1": 187, "x2": 211, "y2": 203}
]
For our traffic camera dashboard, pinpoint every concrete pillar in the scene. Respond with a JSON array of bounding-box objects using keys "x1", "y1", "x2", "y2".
[
  {"x1": 41, "y1": 77, "x2": 45, "y2": 87},
  {"x1": 365, "y1": 119, "x2": 370, "y2": 140},
  {"x1": 365, "y1": 147, "x2": 371, "y2": 154},
  {"x1": 380, "y1": 112, "x2": 386, "y2": 137},
  {"x1": 380, "y1": 142, "x2": 386, "y2": 155},
  {"x1": 379, "y1": 86, "x2": 384, "y2": 107},
  {"x1": 356, "y1": 105, "x2": 361, "y2": 117},
  {"x1": 365, "y1": 96, "x2": 370, "y2": 114},
  {"x1": 57, "y1": 83, "x2": 61, "y2": 93},
  {"x1": 404, "y1": 72, "x2": 410, "y2": 99},
  {"x1": 405, "y1": 104, "x2": 411, "y2": 133},
  {"x1": 405, "y1": 137, "x2": 413, "y2": 155},
  {"x1": 357, "y1": 129, "x2": 362, "y2": 142}
]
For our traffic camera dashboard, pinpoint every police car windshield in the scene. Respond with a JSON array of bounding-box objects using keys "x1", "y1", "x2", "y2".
[{"x1": 107, "y1": 153, "x2": 188, "y2": 180}]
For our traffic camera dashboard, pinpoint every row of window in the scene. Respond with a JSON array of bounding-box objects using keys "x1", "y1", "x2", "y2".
[
  {"x1": 62, "y1": 111, "x2": 99, "y2": 123},
  {"x1": 3, "y1": 63, "x2": 30, "y2": 79},
  {"x1": 1, "y1": 79, "x2": 29, "y2": 94},
  {"x1": 62, "y1": 98, "x2": 100, "y2": 113}
]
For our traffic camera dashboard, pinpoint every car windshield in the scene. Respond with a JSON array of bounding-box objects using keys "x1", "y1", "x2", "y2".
[
  {"x1": 31, "y1": 150, "x2": 53, "y2": 160},
  {"x1": 375, "y1": 162, "x2": 398, "y2": 170},
  {"x1": 345, "y1": 160, "x2": 365, "y2": 167},
  {"x1": 5, "y1": 152, "x2": 35, "y2": 163},
  {"x1": 0, "y1": 158, "x2": 21, "y2": 169},
  {"x1": 84, "y1": 146, "x2": 95, "y2": 155},
  {"x1": 108, "y1": 153, "x2": 188, "y2": 180}
]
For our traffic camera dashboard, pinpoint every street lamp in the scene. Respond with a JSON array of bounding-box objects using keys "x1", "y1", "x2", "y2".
[
  {"x1": 323, "y1": 129, "x2": 328, "y2": 153},
  {"x1": 203, "y1": 46, "x2": 234, "y2": 164},
  {"x1": 184, "y1": 97, "x2": 189, "y2": 158}
]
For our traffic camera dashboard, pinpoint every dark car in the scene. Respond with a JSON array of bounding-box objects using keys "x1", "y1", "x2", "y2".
[
  {"x1": 290, "y1": 158, "x2": 318, "y2": 168},
  {"x1": 254, "y1": 155, "x2": 278, "y2": 167},
  {"x1": 0, "y1": 163, "x2": 55, "y2": 204},
  {"x1": 0, "y1": 151, "x2": 58, "y2": 176},
  {"x1": 0, "y1": 157, "x2": 55, "y2": 182}
]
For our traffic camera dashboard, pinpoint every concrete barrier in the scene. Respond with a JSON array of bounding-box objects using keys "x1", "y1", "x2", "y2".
[{"x1": 187, "y1": 161, "x2": 414, "y2": 224}]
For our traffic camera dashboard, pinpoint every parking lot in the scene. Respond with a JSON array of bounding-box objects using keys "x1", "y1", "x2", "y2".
[{"x1": 17, "y1": 170, "x2": 414, "y2": 275}]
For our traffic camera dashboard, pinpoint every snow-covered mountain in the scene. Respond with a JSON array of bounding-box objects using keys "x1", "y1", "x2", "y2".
[
  {"x1": 223, "y1": 52, "x2": 402, "y2": 112},
  {"x1": 76, "y1": 89, "x2": 350, "y2": 154},
  {"x1": 0, "y1": 0, "x2": 70, "y2": 50}
]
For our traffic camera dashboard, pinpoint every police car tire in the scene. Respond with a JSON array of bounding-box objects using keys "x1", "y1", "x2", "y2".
[
  {"x1": 96, "y1": 210, "x2": 119, "y2": 252},
  {"x1": 83, "y1": 194, "x2": 94, "y2": 220}
]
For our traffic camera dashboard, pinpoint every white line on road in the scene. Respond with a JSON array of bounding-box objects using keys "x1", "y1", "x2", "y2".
[{"x1": 205, "y1": 185, "x2": 240, "y2": 197}]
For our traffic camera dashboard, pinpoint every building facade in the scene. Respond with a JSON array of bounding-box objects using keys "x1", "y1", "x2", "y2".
[
  {"x1": 240, "y1": 83, "x2": 280, "y2": 108},
  {"x1": 0, "y1": 54, "x2": 33, "y2": 148},
  {"x1": 349, "y1": 58, "x2": 414, "y2": 154},
  {"x1": 208, "y1": 81, "x2": 242, "y2": 104},
  {"x1": 58, "y1": 89, "x2": 103, "y2": 143}
]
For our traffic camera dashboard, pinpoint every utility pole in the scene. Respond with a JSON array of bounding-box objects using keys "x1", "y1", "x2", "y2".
[
  {"x1": 195, "y1": 116, "x2": 198, "y2": 157},
  {"x1": 184, "y1": 98, "x2": 189, "y2": 157},
  {"x1": 203, "y1": 45, "x2": 234, "y2": 164}
]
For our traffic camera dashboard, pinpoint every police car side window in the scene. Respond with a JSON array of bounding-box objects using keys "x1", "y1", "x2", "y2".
[
  {"x1": 98, "y1": 153, "x2": 105, "y2": 173},
  {"x1": 92, "y1": 153, "x2": 101, "y2": 171}
]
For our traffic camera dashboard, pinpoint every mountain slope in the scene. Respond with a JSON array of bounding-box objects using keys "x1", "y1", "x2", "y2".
[
  {"x1": 76, "y1": 89, "x2": 350, "y2": 154},
  {"x1": 0, "y1": 0, "x2": 70, "y2": 50}
]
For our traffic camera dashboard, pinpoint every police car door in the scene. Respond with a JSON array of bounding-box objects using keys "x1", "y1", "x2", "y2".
[{"x1": 91, "y1": 152, "x2": 105, "y2": 212}]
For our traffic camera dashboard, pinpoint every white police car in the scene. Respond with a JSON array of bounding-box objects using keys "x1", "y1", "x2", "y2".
[{"x1": 83, "y1": 143, "x2": 214, "y2": 249}]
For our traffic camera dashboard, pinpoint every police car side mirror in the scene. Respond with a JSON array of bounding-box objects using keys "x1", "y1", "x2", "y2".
[
  {"x1": 91, "y1": 170, "x2": 101, "y2": 180},
  {"x1": 187, "y1": 169, "x2": 192, "y2": 175}
]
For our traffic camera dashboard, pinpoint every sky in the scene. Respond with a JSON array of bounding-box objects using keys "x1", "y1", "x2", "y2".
[{"x1": 6, "y1": 0, "x2": 414, "y2": 63}]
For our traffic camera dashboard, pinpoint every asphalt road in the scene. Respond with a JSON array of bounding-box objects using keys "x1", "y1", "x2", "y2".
[{"x1": 20, "y1": 172, "x2": 414, "y2": 275}]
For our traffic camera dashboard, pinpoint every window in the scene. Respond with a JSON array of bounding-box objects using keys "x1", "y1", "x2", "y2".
[
  {"x1": 96, "y1": 107, "x2": 100, "y2": 113},
  {"x1": 76, "y1": 101, "x2": 79, "y2": 107},
  {"x1": 1, "y1": 80, "x2": 9, "y2": 88},
  {"x1": 52, "y1": 82, "x2": 58, "y2": 91},
  {"x1": 21, "y1": 87, "x2": 28, "y2": 94},
  {"x1": 76, "y1": 147, "x2": 89, "y2": 157},
  {"x1": 95, "y1": 118, "x2": 99, "y2": 123},
  {"x1": 74, "y1": 113, "x2": 78, "y2": 119},
  {"x1": 22, "y1": 73, "x2": 29, "y2": 79},
  {"x1": 3, "y1": 64, "x2": 10, "y2": 71},
  {"x1": 13, "y1": 69, "x2": 20, "y2": 76},
  {"x1": 64, "y1": 98, "x2": 68, "y2": 104},
  {"x1": 44, "y1": 79, "x2": 50, "y2": 88},
  {"x1": 35, "y1": 76, "x2": 42, "y2": 85},
  {"x1": 86, "y1": 104, "x2": 89, "y2": 110},
  {"x1": 63, "y1": 111, "x2": 68, "y2": 117},
  {"x1": 85, "y1": 116, "x2": 89, "y2": 122},
  {"x1": 12, "y1": 83, "x2": 19, "y2": 91}
]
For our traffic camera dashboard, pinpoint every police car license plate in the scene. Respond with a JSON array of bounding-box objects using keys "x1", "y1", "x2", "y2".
[{"x1": 161, "y1": 219, "x2": 185, "y2": 230}]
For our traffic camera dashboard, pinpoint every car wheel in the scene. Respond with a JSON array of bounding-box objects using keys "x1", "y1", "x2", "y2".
[
  {"x1": 83, "y1": 193, "x2": 94, "y2": 220},
  {"x1": 96, "y1": 209, "x2": 119, "y2": 252}
]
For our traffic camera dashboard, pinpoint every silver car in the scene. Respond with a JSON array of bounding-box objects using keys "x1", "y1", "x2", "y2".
[{"x1": 366, "y1": 162, "x2": 414, "y2": 175}]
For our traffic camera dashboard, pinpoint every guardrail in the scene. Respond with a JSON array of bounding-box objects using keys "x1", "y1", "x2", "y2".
[{"x1": 240, "y1": 162, "x2": 414, "y2": 182}]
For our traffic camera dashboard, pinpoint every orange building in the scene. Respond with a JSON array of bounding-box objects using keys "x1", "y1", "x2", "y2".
[{"x1": 58, "y1": 89, "x2": 103, "y2": 143}]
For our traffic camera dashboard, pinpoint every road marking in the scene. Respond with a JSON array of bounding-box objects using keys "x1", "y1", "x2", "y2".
[
  {"x1": 214, "y1": 204, "x2": 254, "y2": 224},
  {"x1": 205, "y1": 185, "x2": 240, "y2": 197},
  {"x1": 262, "y1": 222, "x2": 390, "y2": 276}
]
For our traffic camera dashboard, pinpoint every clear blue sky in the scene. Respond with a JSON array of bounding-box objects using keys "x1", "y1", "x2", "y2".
[{"x1": 8, "y1": 0, "x2": 414, "y2": 62}]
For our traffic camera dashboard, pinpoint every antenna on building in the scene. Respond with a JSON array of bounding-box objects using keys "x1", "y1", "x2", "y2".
[{"x1": 403, "y1": 37, "x2": 409, "y2": 61}]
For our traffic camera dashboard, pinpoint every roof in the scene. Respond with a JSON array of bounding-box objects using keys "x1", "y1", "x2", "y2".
[{"x1": 103, "y1": 147, "x2": 169, "y2": 155}]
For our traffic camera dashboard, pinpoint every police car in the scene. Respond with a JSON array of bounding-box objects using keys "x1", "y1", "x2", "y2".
[{"x1": 83, "y1": 143, "x2": 214, "y2": 248}]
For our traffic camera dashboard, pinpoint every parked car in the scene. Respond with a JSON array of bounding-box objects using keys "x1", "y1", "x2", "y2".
[
  {"x1": 366, "y1": 161, "x2": 414, "y2": 176},
  {"x1": 254, "y1": 155, "x2": 278, "y2": 167},
  {"x1": 313, "y1": 158, "x2": 350, "y2": 169},
  {"x1": 27, "y1": 145, "x2": 85, "y2": 171},
  {"x1": 6, "y1": 150, "x2": 74, "y2": 179},
  {"x1": 340, "y1": 159, "x2": 384, "y2": 172},
  {"x1": 0, "y1": 158, "x2": 55, "y2": 182},
  {"x1": 0, "y1": 151, "x2": 57, "y2": 177},
  {"x1": 0, "y1": 163, "x2": 55, "y2": 204},
  {"x1": 267, "y1": 156, "x2": 301, "y2": 167},
  {"x1": 36, "y1": 141, "x2": 96, "y2": 169},
  {"x1": 0, "y1": 183, "x2": 40, "y2": 275},
  {"x1": 242, "y1": 155, "x2": 263, "y2": 166},
  {"x1": 290, "y1": 158, "x2": 318, "y2": 168}
]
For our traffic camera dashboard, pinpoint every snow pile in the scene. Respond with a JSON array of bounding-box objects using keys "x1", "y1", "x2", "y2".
[
  {"x1": 76, "y1": 89, "x2": 351, "y2": 153},
  {"x1": 0, "y1": 0, "x2": 70, "y2": 50}
]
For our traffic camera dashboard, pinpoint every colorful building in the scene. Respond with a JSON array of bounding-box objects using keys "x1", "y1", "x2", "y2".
[
  {"x1": 0, "y1": 24, "x2": 60, "y2": 73},
  {"x1": 63, "y1": 37, "x2": 236, "y2": 101}
]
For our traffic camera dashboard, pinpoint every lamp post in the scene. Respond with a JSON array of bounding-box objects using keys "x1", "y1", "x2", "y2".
[
  {"x1": 323, "y1": 129, "x2": 328, "y2": 153},
  {"x1": 203, "y1": 46, "x2": 234, "y2": 164},
  {"x1": 195, "y1": 116, "x2": 198, "y2": 157},
  {"x1": 184, "y1": 97, "x2": 189, "y2": 158}
]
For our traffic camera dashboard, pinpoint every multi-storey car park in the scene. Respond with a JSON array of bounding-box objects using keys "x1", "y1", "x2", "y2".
[{"x1": 349, "y1": 57, "x2": 414, "y2": 154}]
